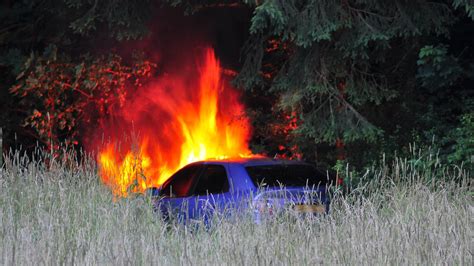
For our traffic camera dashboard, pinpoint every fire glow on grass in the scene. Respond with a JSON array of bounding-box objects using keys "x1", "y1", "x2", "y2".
[{"x1": 96, "y1": 48, "x2": 254, "y2": 196}]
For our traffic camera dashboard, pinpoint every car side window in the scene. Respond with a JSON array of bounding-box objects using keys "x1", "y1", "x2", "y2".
[
  {"x1": 192, "y1": 165, "x2": 229, "y2": 196},
  {"x1": 160, "y1": 164, "x2": 201, "y2": 198}
]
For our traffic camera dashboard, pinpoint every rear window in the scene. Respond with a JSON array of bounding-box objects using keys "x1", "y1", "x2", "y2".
[{"x1": 245, "y1": 164, "x2": 328, "y2": 188}]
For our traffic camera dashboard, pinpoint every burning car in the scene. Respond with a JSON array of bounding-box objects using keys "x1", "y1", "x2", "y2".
[
  {"x1": 93, "y1": 49, "x2": 332, "y2": 221},
  {"x1": 149, "y1": 157, "x2": 331, "y2": 223}
]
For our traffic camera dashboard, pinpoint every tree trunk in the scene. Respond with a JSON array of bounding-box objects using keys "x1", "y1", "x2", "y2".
[{"x1": 336, "y1": 81, "x2": 346, "y2": 186}]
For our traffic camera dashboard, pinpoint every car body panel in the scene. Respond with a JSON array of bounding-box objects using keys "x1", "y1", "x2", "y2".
[{"x1": 153, "y1": 158, "x2": 330, "y2": 223}]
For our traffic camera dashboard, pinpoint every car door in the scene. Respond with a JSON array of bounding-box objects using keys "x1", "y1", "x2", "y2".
[
  {"x1": 187, "y1": 164, "x2": 232, "y2": 221},
  {"x1": 158, "y1": 163, "x2": 203, "y2": 221}
]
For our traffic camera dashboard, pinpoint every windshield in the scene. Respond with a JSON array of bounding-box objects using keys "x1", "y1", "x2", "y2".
[{"x1": 245, "y1": 164, "x2": 328, "y2": 188}]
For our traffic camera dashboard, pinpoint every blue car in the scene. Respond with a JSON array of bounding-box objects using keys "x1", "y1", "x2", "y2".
[{"x1": 150, "y1": 158, "x2": 331, "y2": 223}]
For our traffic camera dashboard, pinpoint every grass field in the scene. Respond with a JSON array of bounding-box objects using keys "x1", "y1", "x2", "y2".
[{"x1": 0, "y1": 149, "x2": 472, "y2": 265}]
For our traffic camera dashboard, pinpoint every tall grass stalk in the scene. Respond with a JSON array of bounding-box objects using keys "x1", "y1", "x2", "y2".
[{"x1": 0, "y1": 149, "x2": 472, "y2": 265}]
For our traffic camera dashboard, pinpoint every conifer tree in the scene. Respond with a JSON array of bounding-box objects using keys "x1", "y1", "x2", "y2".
[{"x1": 235, "y1": 0, "x2": 456, "y2": 148}]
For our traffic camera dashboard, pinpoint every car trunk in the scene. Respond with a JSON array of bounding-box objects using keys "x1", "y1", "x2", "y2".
[{"x1": 252, "y1": 186, "x2": 329, "y2": 218}]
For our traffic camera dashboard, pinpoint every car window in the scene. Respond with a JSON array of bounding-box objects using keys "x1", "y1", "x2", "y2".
[
  {"x1": 245, "y1": 164, "x2": 328, "y2": 188},
  {"x1": 160, "y1": 164, "x2": 202, "y2": 198},
  {"x1": 192, "y1": 165, "x2": 229, "y2": 196}
]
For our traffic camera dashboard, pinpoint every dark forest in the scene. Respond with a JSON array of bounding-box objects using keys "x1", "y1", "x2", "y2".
[{"x1": 1, "y1": 0, "x2": 473, "y2": 174}]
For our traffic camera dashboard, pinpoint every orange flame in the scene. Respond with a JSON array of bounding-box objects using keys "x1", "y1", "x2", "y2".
[{"x1": 95, "y1": 48, "x2": 254, "y2": 196}]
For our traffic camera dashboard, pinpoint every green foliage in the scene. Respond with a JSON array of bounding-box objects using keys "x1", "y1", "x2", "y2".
[
  {"x1": 65, "y1": 0, "x2": 152, "y2": 40},
  {"x1": 0, "y1": 0, "x2": 152, "y2": 47},
  {"x1": 414, "y1": 42, "x2": 473, "y2": 168},
  {"x1": 162, "y1": 0, "x2": 248, "y2": 14},
  {"x1": 236, "y1": 0, "x2": 455, "y2": 151},
  {"x1": 447, "y1": 113, "x2": 474, "y2": 168},
  {"x1": 0, "y1": 49, "x2": 27, "y2": 75},
  {"x1": 1, "y1": 0, "x2": 473, "y2": 171},
  {"x1": 453, "y1": 0, "x2": 474, "y2": 19},
  {"x1": 417, "y1": 45, "x2": 463, "y2": 90}
]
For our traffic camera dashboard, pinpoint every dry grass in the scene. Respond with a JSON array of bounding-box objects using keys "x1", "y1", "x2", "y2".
[{"x1": 0, "y1": 149, "x2": 472, "y2": 265}]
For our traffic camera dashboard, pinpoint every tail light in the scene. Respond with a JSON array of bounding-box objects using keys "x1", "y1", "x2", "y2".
[
  {"x1": 258, "y1": 200, "x2": 274, "y2": 215},
  {"x1": 253, "y1": 199, "x2": 276, "y2": 216}
]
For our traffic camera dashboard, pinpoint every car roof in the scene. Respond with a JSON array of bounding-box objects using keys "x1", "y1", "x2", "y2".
[{"x1": 194, "y1": 157, "x2": 313, "y2": 167}]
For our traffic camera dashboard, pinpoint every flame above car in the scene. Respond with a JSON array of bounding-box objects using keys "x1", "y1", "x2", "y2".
[{"x1": 95, "y1": 48, "x2": 255, "y2": 196}]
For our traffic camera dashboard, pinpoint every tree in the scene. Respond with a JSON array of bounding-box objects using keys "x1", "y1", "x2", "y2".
[
  {"x1": 9, "y1": 46, "x2": 155, "y2": 150},
  {"x1": 1, "y1": 0, "x2": 473, "y2": 168},
  {"x1": 0, "y1": 0, "x2": 154, "y2": 150},
  {"x1": 236, "y1": 0, "x2": 450, "y2": 142}
]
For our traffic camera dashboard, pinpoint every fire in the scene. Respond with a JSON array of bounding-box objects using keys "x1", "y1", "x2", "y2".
[{"x1": 95, "y1": 48, "x2": 254, "y2": 196}]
